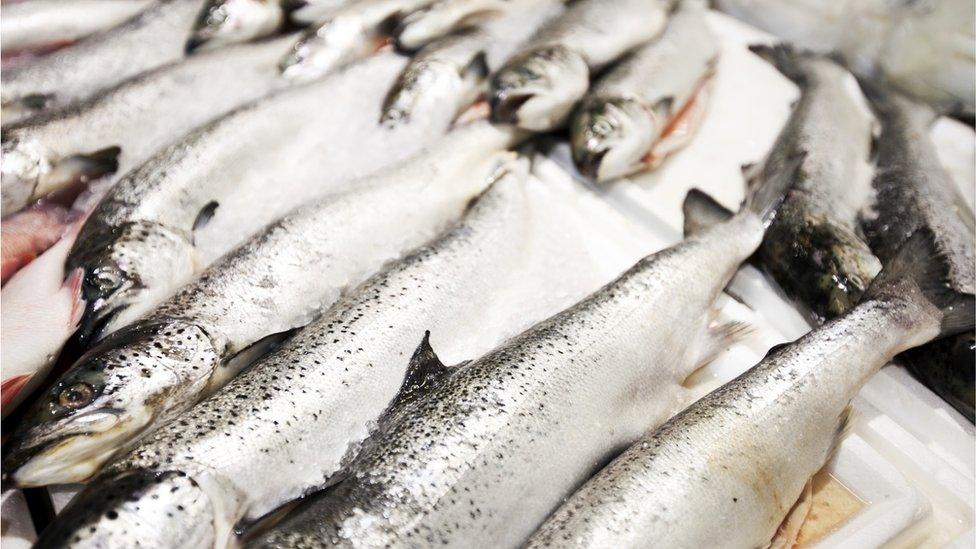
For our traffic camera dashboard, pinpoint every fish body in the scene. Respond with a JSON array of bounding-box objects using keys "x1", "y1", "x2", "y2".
[
  {"x1": 187, "y1": 0, "x2": 286, "y2": 53},
  {"x1": 381, "y1": 0, "x2": 564, "y2": 125},
  {"x1": 570, "y1": 6, "x2": 718, "y2": 182},
  {"x1": 393, "y1": 0, "x2": 506, "y2": 51},
  {"x1": 1, "y1": 34, "x2": 295, "y2": 218},
  {"x1": 526, "y1": 230, "x2": 969, "y2": 549},
  {"x1": 65, "y1": 53, "x2": 450, "y2": 344},
  {"x1": 745, "y1": 45, "x2": 881, "y2": 320},
  {"x1": 279, "y1": 0, "x2": 436, "y2": 82},
  {"x1": 3, "y1": 122, "x2": 521, "y2": 488},
  {"x1": 254, "y1": 211, "x2": 763, "y2": 548},
  {"x1": 489, "y1": 0, "x2": 671, "y2": 131},
  {"x1": 289, "y1": 0, "x2": 357, "y2": 25},
  {"x1": 1, "y1": 0, "x2": 153, "y2": 56},
  {"x1": 1, "y1": 0, "x2": 204, "y2": 123}
]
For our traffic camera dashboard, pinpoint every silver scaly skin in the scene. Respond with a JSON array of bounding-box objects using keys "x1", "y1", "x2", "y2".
[
  {"x1": 526, "y1": 229, "x2": 973, "y2": 549},
  {"x1": 392, "y1": 0, "x2": 506, "y2": 51},
  {"x1": 381, "y1": 0, "x2": 564, "y2": 125},
  {"x1": 253, "y1": 211, "x2": 763, "y2": 548},
  {"x1": 289, "y1": 0, "x2": 356, "y2": 25},
  {"x1": 490, "y1": 0, "x2": 671, "y2": 131},
  {"x1": 279, "y1": 0, "x2": 437, "y2": 82},
  {"x1": 2, "y1": 121, "x2": 522, "y2": 489},
  {"x1": 571, "y1": 6, "x2": 718, "y2": 182},
  {"x1": 29, "y1": 160, "x2": 559, "y2": 549},
  {"x1": 186, "y1": 0, "x2": 285, "y2": 53},
  {"x1": 62, "y1": 52, "x2": 451, "y2": 346},
  {"x1": 1, "y1": 0, "x2": 205, "y2": 124},
  {"x1": 1, "y1": 0, "x2": 153, "y2": 55},
  {"x1": 1, "y1": 34, "x2": 296, "y2": 218}
]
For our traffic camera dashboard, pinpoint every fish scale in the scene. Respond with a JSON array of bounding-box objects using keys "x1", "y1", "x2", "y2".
[{"x1": 253, "y1": 211, "x2": 763, "y2": 548}]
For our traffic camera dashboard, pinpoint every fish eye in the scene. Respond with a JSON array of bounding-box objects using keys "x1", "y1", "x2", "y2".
[{"x1": 58, "y1": 383, "x2": 95, "y2": 410}]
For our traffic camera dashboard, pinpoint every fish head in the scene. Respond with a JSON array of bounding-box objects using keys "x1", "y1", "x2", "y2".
[
  {"x1": 186, "y1": 0, "x2": 284, "y2": 54},
  {"x1": 381, "y1": 59, "x2": 467, "y2": 126},
  {"x1": 2, "y1": 320, "x2": 220, "y2": 487},
  {"x1": 68, "y1": 220, "x2": 196, "y2": 342},
  {"x1": 32, "y1": 470, "x2": 235, "y2": 548},
  {"x1": 570, "y1": 97, "x2": 656, "y2": 182},
  {"x1": 278, "y1": 16, "x2": 366, "y2": 82},
  {"x1": 489, "y1": 45, "x2": 589, "y2": 131}
]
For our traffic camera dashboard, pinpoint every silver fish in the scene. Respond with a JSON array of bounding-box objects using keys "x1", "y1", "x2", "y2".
[
  {"x1": 27, "y1": 157, "x2": 563, "y2": 549},
  {"x1": 570, "y1": 6, "x2": 718, "y2": 182},
  {"x1": 1, "y1": 0, "x2": 204, "y2": 123},
  {"x1": 186, "y1": 0, "x2": 285, "y2": 53},
  {"x1": 289, "y1": 0, "x2": 357, "y2": 25},
  {"x1": 1, "y1": 34, "x2": 296, "y2": 217},
  {"x1": 381, "y1": 0, "x2": 563, "y2": 125},
  {"x1": 392, "y1": 0, "x2": 505, "y2": 51},
  {"x1": 252, "y1": 210, "x2": 763, "y2": 548},
  {"x1": 525, "y1": 228, "x2": 974, "y2": 549},
  {"x1": 64, "y1": 52, "x2": 451, "y2": 345},
  {"x1": 489, "y1": 0, "x2": 671, "y2": 131},
  {"x1": 0, "y1": 0, "x2": 153, "y2": 55},
  {"x1": 2, "y1": 121, "x2": 522, "y2": 488},
  {"x1": 279, "y1": 0, "x2": 436, "y2": 82}
]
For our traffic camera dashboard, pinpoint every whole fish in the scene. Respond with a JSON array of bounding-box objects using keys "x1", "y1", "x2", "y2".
[
  {"x1": 742, "y1": 45, "x2": 881, "y2": 320},
  {"x1": 29, "y1": 158, "x2": 595, "y2": 549},
  {"x1": 1, "y1": 0, "x2": 153, "y2": 57},
  {"x1": 279, "y1": 0, "x2": 437, "y2": 82},
  {"x1": 1, "y1": 34, "x2": 296, "y2": 218},
  {"x1": 860, "y1": 84, "x2": 976, "y2": 421},
  {"x1": 64, "y1": 52, "x2": 451, "y2": 346},
  {"x1": 526, "y1": 228, "x2": 973, "y2": 548},
  {"x1": 489, "y1": 0, "x2": 671, "y2": 131},
  {"x1": 252, "y1": 209, "x2": 764, "y2": 548},
  {"x1": 1, "y1": 0, "x2": 204, "y2": 123},
  {"x1": 381, "y1": 0, "x2": 564, "y2": 125},
  {"x1": 393, "y1": 0, "x2": 506, "y2": 51},
  {"x1": 186, "y1": 0, "x2": 287, "y2": 53},
  {"x1": 570, "y1": 6, "x2": 718, "y2": 182},
  {"x1": 2, "y1": 122, "x2": 522, "y2": 488}
]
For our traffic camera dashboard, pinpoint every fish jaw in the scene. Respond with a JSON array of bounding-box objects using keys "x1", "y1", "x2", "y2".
[
  {"x1": 67, "y1": 219, "x2": 197, "y2": 343},
  {"x1": 381, "y1": 58, "x2": 469, "y2": 126},
  {"x1": 570, "y1": 97, "x2": 656, "y2": 182},
  {"x1": 278, "y1": 16, "x2": 374, "y2": 82},
  {"x1": 489, "y1": 45, "x2": 589, "y2": 131},
  {"x1": 2, "y1": 320, "x2": 221, "y2": 487},
  {"x1": 187, "y1": 0, "x2": 284, "y2": 54}
]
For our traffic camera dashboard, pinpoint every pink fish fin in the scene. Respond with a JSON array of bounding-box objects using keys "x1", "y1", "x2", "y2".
[{"x1": 644, "y1": 75, "x2": 716, "y2": 168}]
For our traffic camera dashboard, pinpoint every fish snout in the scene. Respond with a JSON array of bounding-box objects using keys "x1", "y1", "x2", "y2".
[
  {"x1": 188, "y1": 0, "x2": 284, "y2": 54},
  {"x1": 489, "y1": 45, "x2": 589, "y2": 131},
  {"x1": 570, "y1": 98, "x2": 657, "y2": 182}
]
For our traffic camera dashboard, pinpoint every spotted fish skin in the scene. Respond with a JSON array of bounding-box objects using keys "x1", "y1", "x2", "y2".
[
  {"x1": 253, "y1": 211, "x2": 763, "y2": 548},
  {"x1": 2, "y1": 122, "x2": 521, "y2": 489}
]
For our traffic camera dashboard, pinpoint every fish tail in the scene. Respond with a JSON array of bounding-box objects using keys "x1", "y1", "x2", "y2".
[
  {"x1": 681, "y1": 188, "x2": 733, "y2": 237},
  {"x1": 866, "y1": 228, "x2": 976, "y2": 338}
]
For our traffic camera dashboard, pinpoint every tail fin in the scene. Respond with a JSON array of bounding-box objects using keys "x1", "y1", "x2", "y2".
[
  {"x1": 682, "y1": 188, "x2": 733, "y2": 236},
  {"x1": 867, "y1": 228, "x2": 975, "y2": 337}
]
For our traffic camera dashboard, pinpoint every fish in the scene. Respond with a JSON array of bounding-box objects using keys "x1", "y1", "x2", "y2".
[
  {"x1": 63, "y1": 52, "x2": 452, "y2": 347},
  {"x1": 381, "y1": 0, "x2": 564, "y2": 125},
  {"x1": 392, "y1": 0, "x2": 506, "y2": 51},
  {"x1": 0, "y1": 0, "x2": 153, "y2": 58},
  {"x1": 570, "y1": 5, "x2": 718, "y2": 182},
  {"x1": 740, "y1": 45, "x2": 881, "y2": 321},
  {"x1": 289, "y1": 0, "x2": 357, "y2": 25},
  {"x1": 26, "y1": 157, "x2": 591, "y2": 549},
  {"x1": 186, "y1": 0, "x2": 286, "y2": 53},
  {"x1": 525, "y1": 228, "x2": 974, "y2": 549},
  {"x1": 1, "y1": 204, "x2": 74, "y2": 284},
  {"x1": 2, "y1": 121, "x2": 523, "y2": 488},
  {"x1": 489, "y1": 0, "x2": 671, "y2": 131},
  {"x1": 250, "y1": 207, "x2": 764, "y2": 548},
  {"x1": 1, "y1": 0, "x2": 205, "y2": 124},
  {"x1": 278, "y1": 0, "x2": 437, "y2": 82},
  {"x1": 859, "y1": 83, "x2": 976, "y2": 421},
  {"x1": 1, "y1": 34, "x2": 296, "y2": 219}
]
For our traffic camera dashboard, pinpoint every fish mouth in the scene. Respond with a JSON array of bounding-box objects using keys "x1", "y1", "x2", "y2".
[
  {"x1": 3, "y1": 407, "x2": 146, "y2": 488},
  {"x1": 75, "y1": 293, "x2": 130, "y2": 346},
  {"x1": 574, "y1": 147, "x2": 609, "y2": 181},
  {"x1": 185, "y1": 34, "x2": 210, "y2": 55},
  {"x1": 489, "y1": 91, "x2": 534, "y2": 125}
]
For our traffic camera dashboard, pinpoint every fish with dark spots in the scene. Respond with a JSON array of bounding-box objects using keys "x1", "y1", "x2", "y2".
[
  {"x1": 186, "y1": 0, "x2": 286, "y2": 54},
  {"x1": 489, "y1": 0, "x2": 671, "y2": 131},
  {"x1": 526, "y1": 228, "x2": 974, "y2": 548},
  {"x1": 252, "y1": 206, "x2": 765, "y2": 548}
]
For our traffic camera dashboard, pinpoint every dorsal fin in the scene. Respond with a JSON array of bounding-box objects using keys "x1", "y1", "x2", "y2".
[{"x1": 389, "y1": 331, "x2": 452, "y2": 411}]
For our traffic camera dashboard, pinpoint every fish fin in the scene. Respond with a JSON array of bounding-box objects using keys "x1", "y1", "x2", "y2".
[
  {"x1": 688, "y1": 320, "x2": 754, "y2": 378},
  {"x1": 389, "y1": 331, "x2": 452, "y2": 411},
  {"x1": 769, "y1": 479, "x2": 812, "y2": 549},
  {"x1": 652, "y1": 96, "x2": 675, "y2": 117},
  {"x1": 208, "y1": 329, "x2": 298, "y2": 396},
  {"x1": 64, "y1": 268, "x2": 86, "y2": 329},
  {"x1": 828, "y1": 405, "x2": 856, "y2": 460},
  {"x1": 18, "y1": 93, "x2": 56, "y2": 111},
  {"x1": 35, "y1": 146, "x2": 121, "y2": 198},
  {"x1": 746, "y1": 150, "x2": 803, "y2": 225},
  {"x1": 866, "y1": 228, "x2": 976, "y2": 337},
  {"x1": 192, "y1": 201, "x2": 220, "y2": 234},
  {"x1": 748, "y1": 43, "x2": 812, "y2": 85},
  {"x1": 463, "y1": 51, "x2": 489, "y2": 80},
  {"x1": 682, "y1": 188, "x2": 734, "y2": 237}
]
